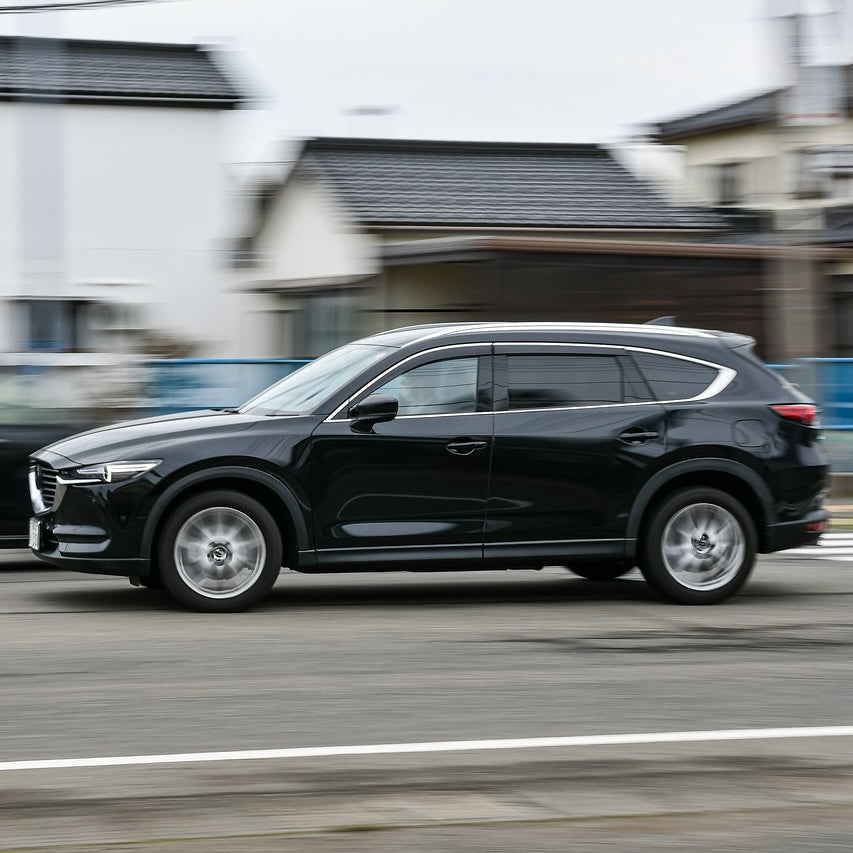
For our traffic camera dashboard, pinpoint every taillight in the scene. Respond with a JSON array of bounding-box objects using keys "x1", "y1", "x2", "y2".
[{"x1": 770, "y1": 404, "x2": 819, "y2": 426}]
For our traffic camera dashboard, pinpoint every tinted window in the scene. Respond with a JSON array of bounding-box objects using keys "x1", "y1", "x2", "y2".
[
  {"x1": 505, "y1": 354, "x2": 624, "y2": 409},
  {"x1": 374, "y1": 357, "x2": 478, "y2": 416},
  {"x1": 632, "y1": 352, "x2": 719, "y2": 401}
]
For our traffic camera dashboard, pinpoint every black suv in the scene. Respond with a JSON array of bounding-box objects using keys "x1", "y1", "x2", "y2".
[{"x1": 29, "y1": 323, "x2": 828, "y2": 611}]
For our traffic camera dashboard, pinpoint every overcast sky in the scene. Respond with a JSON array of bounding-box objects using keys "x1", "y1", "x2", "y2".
[{"x1": 2, "y1": 0, "x2": 852, "y2": 162}]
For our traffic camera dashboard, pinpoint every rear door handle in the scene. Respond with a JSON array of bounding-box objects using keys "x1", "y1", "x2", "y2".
[
  {"x1": 619, "y1": 428, "x2": 660, "y2": 446},
  {"x1": 446, "y1": 439, "x2": 488, "y2": 456}
]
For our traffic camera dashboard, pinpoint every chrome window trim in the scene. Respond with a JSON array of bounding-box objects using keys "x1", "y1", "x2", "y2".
[
  {"x1": 326, "y1": 343, "x2": 488, "y2": 422},
  {"x1": 495, "y1": 342, "x2": 735, "y2": 413},
  {"x1": 326, "y1": 340, "x2": 737, "y2": 422}
]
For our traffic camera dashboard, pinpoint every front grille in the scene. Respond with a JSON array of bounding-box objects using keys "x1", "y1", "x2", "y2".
[{"x1": 36, "y1": 465, "x2": 58, "y2": 510}]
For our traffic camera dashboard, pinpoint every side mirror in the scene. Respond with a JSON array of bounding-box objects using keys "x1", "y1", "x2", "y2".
[{"x1": 349, "y1": 393, "x2": 398, "y2": 432}]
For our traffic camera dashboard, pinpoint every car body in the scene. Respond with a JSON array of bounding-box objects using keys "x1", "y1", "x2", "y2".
[{"x1": 29, "y1": 322, "x2": 829, "y2": 611}]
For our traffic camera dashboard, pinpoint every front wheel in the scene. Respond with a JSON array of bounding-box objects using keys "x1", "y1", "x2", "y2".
[
  {"x1": 639, "y1": 487, "x2": 756, "y2": 605},
  {"x1": 158, "y1": 490, "x2": 283, "y2": 612}
]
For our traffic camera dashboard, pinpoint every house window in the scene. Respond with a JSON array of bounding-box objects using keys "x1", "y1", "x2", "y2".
[
  {"x1": 17, "y1": 299, "x2": 142, "y2": 352},
  {"x1": 716, "y1": 162, "x2": 744, "y2": 205},
  {"x1": 796, "y1": 146, "x2": 853, "y2": 201},
  {"x1": 21, "y1": 300, "x2": 91, "y2": 351},
  {"x1": 294, "y1": 289, "x2": 366, "y2": 358}
]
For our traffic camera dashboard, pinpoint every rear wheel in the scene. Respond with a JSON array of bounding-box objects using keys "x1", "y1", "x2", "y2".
[
  {"x1": 158, "y1": 490, "x2": 283, "y2": 612},
  {"x1": 569, "y1": 562, "x2": 634, "y2": 582},
  {"x1": 640, "y1": 487, "x2": 756, "y2": 604}
]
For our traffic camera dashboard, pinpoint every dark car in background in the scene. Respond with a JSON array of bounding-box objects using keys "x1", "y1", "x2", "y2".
[
  {"x1": 28, "y1": 322, "x2": 828, "y2": 611},
  {"x1": 0, "y1": 415, "x2": 89, "y2": 548}
]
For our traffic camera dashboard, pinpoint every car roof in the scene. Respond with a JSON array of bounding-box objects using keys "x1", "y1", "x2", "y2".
[{"x1": 359, "y1": 322, "x2": 745, "y2": 352}]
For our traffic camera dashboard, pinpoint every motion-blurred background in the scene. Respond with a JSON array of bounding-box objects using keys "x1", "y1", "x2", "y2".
[{"x1": 2, "y1": 0, "x2": 853, "y2": 469}]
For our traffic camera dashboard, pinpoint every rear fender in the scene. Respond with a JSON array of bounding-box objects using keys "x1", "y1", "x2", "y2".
[{"x1": 624, "y1": 458, "x2": 776, "y2": 557}]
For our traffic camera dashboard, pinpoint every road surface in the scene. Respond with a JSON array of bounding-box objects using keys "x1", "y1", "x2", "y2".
[{"x1": 0, "y1": 542, "x2": 852, "y2": 850}]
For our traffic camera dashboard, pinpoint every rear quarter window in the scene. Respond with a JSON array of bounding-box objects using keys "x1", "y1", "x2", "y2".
[{"x1": 631, "y1": 352, "x2": 721, "y2": 401}]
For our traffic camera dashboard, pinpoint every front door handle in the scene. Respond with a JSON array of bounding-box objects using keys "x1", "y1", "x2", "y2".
[
  {"x1": 446, "y1": 439, "x2": 488, "y2": 456},
  {"x1": 619, "y1": 428, "x2": 660, "y2": 446}
]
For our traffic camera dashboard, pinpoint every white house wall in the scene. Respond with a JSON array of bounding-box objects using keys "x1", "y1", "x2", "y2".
[
  {"x1": 676, "y1": 118, "x2": 853, "y2": 209},
  {"x1": 0, "y1": 103, "x2": 19, "y2": 351},
  {"x1": 0, "y1": 100, "x2": 248, "y2": 356},
  {"x1": 254, "y1": 171, "x2": 378, "y2": 285}
]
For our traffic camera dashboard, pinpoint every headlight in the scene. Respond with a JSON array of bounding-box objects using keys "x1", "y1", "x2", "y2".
[{"x1": 66, "y1": 460, "x2": 162, "y2": 484}]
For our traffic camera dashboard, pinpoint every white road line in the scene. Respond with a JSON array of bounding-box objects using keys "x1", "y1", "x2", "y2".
[
  {"x1": 779, "y1": 534, "x2": 853, "y2": 558},
  {"x1": 784, "y1": 548, "x2": 853, "y2": 556},
  {"x1": 4, "y1": 726, "x2": 853, "y2": 772}
]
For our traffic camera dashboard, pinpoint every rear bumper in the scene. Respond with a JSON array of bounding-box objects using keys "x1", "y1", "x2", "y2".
[{"x1": 762, "y1": 509, "x2": 829, "y2": 553}]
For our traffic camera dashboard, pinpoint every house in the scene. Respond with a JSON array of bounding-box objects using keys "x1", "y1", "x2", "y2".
[
  {"x1": 0, "y1": 35, "x2": 246, "y2": 359},
  {"x1": 652, "y1": 70, "x2": 853, "y2": 357},
  {"x1": 239, "y1": 136, "x2": 841, "y2": 360}
]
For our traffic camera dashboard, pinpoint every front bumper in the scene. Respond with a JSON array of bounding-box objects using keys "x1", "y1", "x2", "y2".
[
  {"x1": 29, "y1": 453, "x2": 157, "y2": 577},
  {"x1": 31, "y1": 546, "x2": 149, "y2": 576}
]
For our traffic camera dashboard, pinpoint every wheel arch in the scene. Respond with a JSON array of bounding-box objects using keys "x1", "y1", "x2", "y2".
[
  {"x1": 140, "y1": 466, "x2": 309, "y2": 575},
  {"x1": 625, "y1": 459, "x2": 775, "y2": 558}
]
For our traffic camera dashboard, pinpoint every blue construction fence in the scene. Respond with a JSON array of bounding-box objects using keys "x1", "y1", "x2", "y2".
[
  {"x1": 768, "y1": 359, "x2": 853, "y2": 473},
  {"x1": 146, "y1": 358, "x2": 310, "y2": 414},
  {"x1": 146, "y1": 358, "x2": 853, "y2": 471}
]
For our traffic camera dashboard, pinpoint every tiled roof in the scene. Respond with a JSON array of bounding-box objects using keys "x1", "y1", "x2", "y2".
[
  {"x1": 0, "y1": 36, "x2": 241, "y2": 106},
  {"x1": 654, "y1": 66, "x2": 853, "y2": 141},
  {"x1": 298, "y1": 137, "x2": 724, "y2": 230}
]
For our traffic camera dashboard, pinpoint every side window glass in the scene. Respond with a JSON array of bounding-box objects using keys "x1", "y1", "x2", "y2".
[
  {"x1": 505, "y1": 354, "x2": 624, "y2": 409},
  {"x1": 374, "y1": 357, "x2": 478, "y2": 416},
  {"x1": 631, "y1": 352, "x2": 719, "y2": 401}
]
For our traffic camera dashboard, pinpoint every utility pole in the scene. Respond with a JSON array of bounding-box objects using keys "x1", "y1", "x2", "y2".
[{"x1": 768, "y1": 0, "x2": 846, "y2": 367}]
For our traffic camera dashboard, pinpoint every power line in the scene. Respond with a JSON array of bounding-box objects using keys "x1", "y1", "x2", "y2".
[{"x1": 0, "y1": 0, "x2": 171, "y2": 12}]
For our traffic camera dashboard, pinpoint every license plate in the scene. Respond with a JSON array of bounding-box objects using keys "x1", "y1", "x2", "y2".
[{"x1": 28, "y1": 518, "x2": 41, "y2": 551}]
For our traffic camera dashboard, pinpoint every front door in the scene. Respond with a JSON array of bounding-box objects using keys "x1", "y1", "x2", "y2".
[{"x1": 309, "y1": 346, "x2": 493, "y2": 569}]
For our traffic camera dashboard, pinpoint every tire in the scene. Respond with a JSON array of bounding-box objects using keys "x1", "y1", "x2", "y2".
[
  {"x1": 639, "y1": 487, "x2": 756, "y2": 605},
  {"x1": 157, "y1": 490, "x2": 283, "y2": 613},
  {"x1": 569, "y1": 562, "x2": 634, "y2": 582}
]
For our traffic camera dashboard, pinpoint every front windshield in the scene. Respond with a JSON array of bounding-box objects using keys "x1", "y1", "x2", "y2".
[{"x1": 239, "y1": 343, "x2": 392, "y2": 416}]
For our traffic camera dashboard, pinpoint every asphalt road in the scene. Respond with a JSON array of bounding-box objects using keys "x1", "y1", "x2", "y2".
[{"x1": 1, "y1": 551, "x2": 853, "y2": 851}]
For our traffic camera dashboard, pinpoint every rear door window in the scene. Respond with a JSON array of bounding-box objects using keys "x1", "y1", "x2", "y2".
[{"x1": 504, "y1": 354, "x2": 626, "y2": 409}]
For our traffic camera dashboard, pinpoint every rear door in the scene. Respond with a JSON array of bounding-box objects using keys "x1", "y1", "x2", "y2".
[{"x1": 485, "y1": 344, "x2": 667, "y2": 564}]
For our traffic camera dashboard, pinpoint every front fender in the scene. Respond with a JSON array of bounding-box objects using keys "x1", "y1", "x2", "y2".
[{"x1": 139, "y1": 465, "x2": 310, "y2": 560}]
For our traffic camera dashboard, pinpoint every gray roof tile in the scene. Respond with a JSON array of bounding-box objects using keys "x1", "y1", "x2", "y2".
[
  {"x1": 300, "y1": 137, "x2": 723, "y2": 230},
  {"x1": 0, "y1": 36, "x2": 240, "y2": 106}
]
